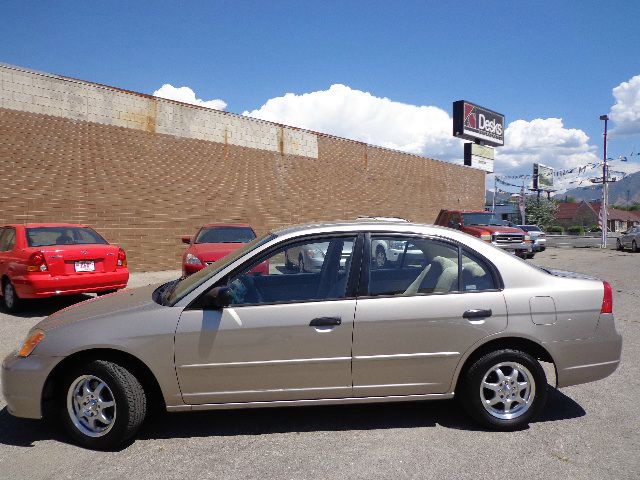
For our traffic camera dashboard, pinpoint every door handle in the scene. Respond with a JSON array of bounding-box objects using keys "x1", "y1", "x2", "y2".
[
  {"x1": 309, "y1": 316, "x2": 342, "y2": 327},
  {"x1": 463, "y1": 309, "x2": 492, "y2": 319}
]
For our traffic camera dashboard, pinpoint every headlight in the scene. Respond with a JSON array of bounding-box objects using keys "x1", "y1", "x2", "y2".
[
  {"x1": 18, "y1": 329, "x2": 45, "y2": 357},
  {"x1": 185, "y1": 253, "x2": 202, "y2": 265}
]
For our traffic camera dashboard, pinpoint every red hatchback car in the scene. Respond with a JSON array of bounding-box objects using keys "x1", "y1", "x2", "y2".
[
  {"x1": 0, "y1": 224, "x2": 129, "y2": 312},
  {"x1": 182, "y1": 223, "x2": 268, "y2": 275}
]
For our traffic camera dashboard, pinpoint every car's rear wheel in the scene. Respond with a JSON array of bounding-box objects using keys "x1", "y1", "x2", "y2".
[
  {"x1": 60, "y1": 360, "x2": 146, "y2": 450},
  {"x1": 459, "y1": 349, "x2": 547, "y2": 430},
  {"x1": 2, "y1": 279, "x2": 21, "y2": 313}
]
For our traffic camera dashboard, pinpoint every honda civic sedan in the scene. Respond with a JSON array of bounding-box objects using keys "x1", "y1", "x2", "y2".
[
  {"x1": 2, "y1": 219, "x2": 622, "y2": 449},
  {"x1": 0, "y1": 224, "x2": 129, "y2": 312}
]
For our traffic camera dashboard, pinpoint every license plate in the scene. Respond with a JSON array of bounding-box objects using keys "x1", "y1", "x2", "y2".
[{"x1": 75, "y1": 260, "x2": 95, "y2": 272}]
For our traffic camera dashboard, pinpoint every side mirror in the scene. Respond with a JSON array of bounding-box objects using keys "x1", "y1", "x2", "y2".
[
  {"x1": 181, "y1": 235, "x2": 193, "y2": 245},
  {"x1": 201, "y1": 286, "x2": 232, "y2": 309}
]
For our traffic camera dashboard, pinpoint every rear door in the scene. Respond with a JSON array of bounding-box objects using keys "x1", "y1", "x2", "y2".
[
  {"x1": 352, "y1": 234, "x2": 508, "y2": 397},
  {"x1": 174, "y1": 234, "x2": 360, "y2": 405}
]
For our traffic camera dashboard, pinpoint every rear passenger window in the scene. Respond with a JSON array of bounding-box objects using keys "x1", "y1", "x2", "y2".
[
  {"x1": 461, "y1": 250, "x2": 496, "y2": 291},
  {"x1": 0, "y1": 228, "x2": 15, "y2": 252},
  {"x1": 369, "y1": 236, "x2": 459, "y2": 296}
]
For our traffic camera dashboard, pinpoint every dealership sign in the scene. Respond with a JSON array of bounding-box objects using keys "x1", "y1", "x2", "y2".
[
  {"x1": 533, "y1": 163, "x2": 554, "y2": 190},
  {"x1": 453, "y1": 100, "x2": 504, "y2": 147},
  {"x1": 464, "y1": 143, "x2": 494, "y2": 173}
]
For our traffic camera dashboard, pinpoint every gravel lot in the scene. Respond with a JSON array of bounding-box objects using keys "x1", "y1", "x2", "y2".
[{"x1": 1, "y1": 250, "x2": 638, "y2": 480}]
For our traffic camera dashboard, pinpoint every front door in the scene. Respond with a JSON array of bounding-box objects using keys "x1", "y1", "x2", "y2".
[
  {"x1": 352, "y1": 235, "x2": 508, "y2": 397},
  {"x1": 174, "y1": 235, "x2": 358, "y2": 405}
]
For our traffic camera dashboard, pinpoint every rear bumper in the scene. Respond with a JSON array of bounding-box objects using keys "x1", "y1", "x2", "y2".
[
  {"x1": 12, "y1": 270, "x2": 129, "y2": 298},
  {"x1": 1, "y1": 352, "x2": 61, "y2": 419},
  {"x1": 548, "y1": 313, "x2": 622, "y2": 388}
]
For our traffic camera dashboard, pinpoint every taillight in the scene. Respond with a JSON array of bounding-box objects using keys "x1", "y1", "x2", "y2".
[
  {"x1": 601, "y1": 281, "x2": 613, "y2": 314},
  {"x1": 27, "y1": 252, "x2": 48, "y2": 272},
  {"x1": 117, "y1": 248, "x2": 127, "y2": 267}
]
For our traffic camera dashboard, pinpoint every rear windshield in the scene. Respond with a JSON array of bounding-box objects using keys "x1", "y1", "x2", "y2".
[
  {"x1": 195, "y1": 227, "x2": 256, "y2": 244},
  {"x1": 26, "y1": 227, "x2": 108, "y2": 247}
]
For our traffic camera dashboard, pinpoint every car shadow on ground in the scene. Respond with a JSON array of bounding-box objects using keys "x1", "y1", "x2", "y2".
[
  {"x1": 0, "y1": 387, "x2": 585, "y2": 448},
  {"x1": 7, "y1": 294, "x2": 94, "y2": 319}
]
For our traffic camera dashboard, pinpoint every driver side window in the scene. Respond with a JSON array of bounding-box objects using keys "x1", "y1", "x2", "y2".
[{"x1": 226, "y1": 236, "x2": 356, "y2": 306}]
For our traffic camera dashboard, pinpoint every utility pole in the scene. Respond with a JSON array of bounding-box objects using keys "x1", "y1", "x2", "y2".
[{"x1": 600, "y1": 115, "x2": 609, "y2": 248}]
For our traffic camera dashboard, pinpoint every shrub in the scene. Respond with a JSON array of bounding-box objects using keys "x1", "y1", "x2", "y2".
[
  {"x1": 588, "y1": 225, "x2": 601, "y2": 232},
  {"x1": 567, "y1": 225, "x2": 585, "y2": 235},
  {"x1": 547, "y1": 225, "x2": 564, "y2": 233}
]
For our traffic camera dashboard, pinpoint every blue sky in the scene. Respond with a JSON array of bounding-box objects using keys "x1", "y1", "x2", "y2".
[{"x1": 2, "y1": 1, "x2": 639, "y2": 189}]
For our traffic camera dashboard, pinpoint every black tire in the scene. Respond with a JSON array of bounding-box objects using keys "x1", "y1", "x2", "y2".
[
  {"x1": 2, "y1": 279, "x2": 21, "y2": 313},
  {"x1": 526, "y1": 253, "x2": 535, "y2": 259},
  {"x1": 60, "y1": 360, "x2": 146, "y2": 450},
  {"x1": 458, "y1": 349, "x2": 547, "y2": 430},
  {"x1": 616, "y1": 239, "x2": 623, "y2": 251}
]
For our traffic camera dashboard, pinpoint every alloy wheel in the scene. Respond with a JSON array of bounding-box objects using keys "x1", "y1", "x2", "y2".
[
  {"x1": 67, "y1": 375, "x2": 117, "y2": 438},
  {"x1": 479, "y1": 362, "x2": 535, "y2": 420}
]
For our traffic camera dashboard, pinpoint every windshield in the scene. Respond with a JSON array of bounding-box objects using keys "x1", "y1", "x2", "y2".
[
  {"x1": 518, "y1": 225, "x2": 541, "y2": 232},
  {"x1": 167, "y1": 233, "x2": 275, "y2": 304},
  {"x1": 195, "y1": 227, "x2": 256, "y2": 244},
  {"x1": 462, "y1": 213, "x2": 503, "y2": 226},
  {"x1": 26, "y1": 227, "x2": 108, "y2": 247}
]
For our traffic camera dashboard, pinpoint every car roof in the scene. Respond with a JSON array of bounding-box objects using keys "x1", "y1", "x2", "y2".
[
  {"x1": 200, "y1": 223, "x2": 253, "y2": 228},
  {"x1": 272, "y1": 219, "x2": 441, "y2": 237},
  {"x1": 3, "y1": 223, "x2": 90, "y2": 228}
]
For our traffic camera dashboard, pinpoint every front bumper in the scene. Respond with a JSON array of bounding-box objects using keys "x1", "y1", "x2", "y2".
[
  {"x1": 491, "y1": 241, "x2": 531, "y2": 253},
  {"x1": 1, "y1": 352, "x2": 61, "y2": 419},
  {"x1": 13, "y1": 270, "x2": 129, "y2": 299}
]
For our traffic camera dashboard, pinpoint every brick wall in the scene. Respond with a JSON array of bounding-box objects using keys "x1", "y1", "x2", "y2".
[{"x1": 0, "y1": 64, "x2": 484, "y2": 271}]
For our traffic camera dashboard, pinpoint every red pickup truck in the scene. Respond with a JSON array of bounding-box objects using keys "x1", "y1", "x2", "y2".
[{"x1": 435, "y1": 210, "x2": 532, "y2": 258}]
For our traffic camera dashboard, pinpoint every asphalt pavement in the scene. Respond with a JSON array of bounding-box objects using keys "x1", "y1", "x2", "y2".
[{"x1": 0, "y1": 251, "x2": 638, "y2": 480}]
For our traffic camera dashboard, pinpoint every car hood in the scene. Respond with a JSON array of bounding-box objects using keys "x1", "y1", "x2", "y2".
[
  {"x1": 463, "y1": 225, "x2": 525, "y2": 234},
  {"x1": 35, "y1": 284, "x2": 161, "y2": 332},
  {"x1": 186, "y1": 243, "x2": 244, "y2": 261}
]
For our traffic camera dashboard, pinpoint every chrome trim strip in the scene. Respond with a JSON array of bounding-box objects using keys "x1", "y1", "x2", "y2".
[
  {"x1": 353, "y1": 352, "x2": 459, "y2": 360},
  {"x1": 182, "y1": 385, "x2": 351, "y2": 398},
  {"x1": 167, "y1": 392, "x2": 456, "y2": 411},
  {"x1": 563, "y1": 359, "x2": 620, "y2": 370},
  {"x1": 179, "y1": 356, "x2": 352, "y2": 369}
]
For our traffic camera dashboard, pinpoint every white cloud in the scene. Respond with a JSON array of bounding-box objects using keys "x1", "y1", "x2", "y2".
[
  {"x1": 497, "y1": 117, "x2": 599, "y2": 169},
  {"x1": 153, "y1": 84, "x2": 227, "y2": 110},
  {"x1": 243, "y1": 84, "x2": 464, "y2": 160},
  {"x1": 610, "y1": 74, "x2": 640, "y2": 137}
]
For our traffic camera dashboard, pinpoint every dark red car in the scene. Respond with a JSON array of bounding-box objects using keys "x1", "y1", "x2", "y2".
[
  {"x1": 182, "y1": 223, "x2": 268, "y2": 275},
  {"x1": 0, "y1": 224, "x2": 129, "y2": 312}
]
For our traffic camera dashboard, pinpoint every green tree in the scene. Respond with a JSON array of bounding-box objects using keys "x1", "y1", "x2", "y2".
[{"x1": 525, "y1": 197, "x2": 558, "y2": 228}]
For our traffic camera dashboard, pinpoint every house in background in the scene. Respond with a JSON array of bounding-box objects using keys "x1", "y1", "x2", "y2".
[{"x1": 555, "y1": 201, "x2": 640, "y2": 232}]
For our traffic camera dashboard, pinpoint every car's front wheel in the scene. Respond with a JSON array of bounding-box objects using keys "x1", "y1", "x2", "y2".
[
  {"x1": 60, "y1": 360, "x2": 146, "y2": 450},
  {"x1": 459, "y1": 349, "x2": 547, "y2": 430}
]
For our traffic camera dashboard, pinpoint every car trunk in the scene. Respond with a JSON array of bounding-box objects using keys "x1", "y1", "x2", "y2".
[{"x1": 38, "y1": 244, "x2": 120, "y2": 275}]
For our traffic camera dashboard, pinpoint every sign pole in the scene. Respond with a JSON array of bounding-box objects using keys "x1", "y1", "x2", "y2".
[{"x1": 600, "y1": 115, "x2": 609, "y2": 248}]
